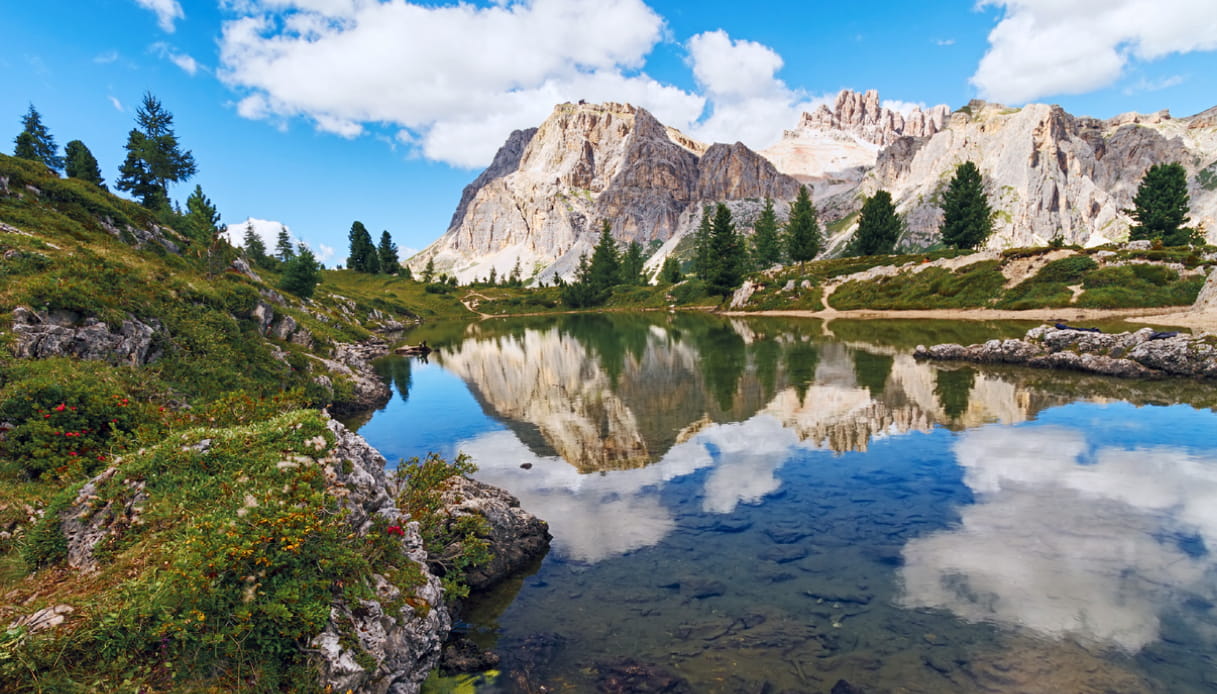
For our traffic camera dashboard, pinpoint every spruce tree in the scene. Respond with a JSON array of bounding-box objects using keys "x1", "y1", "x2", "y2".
[
  {"x1": 706, "y1": 203, "x2": 745, "y2": 295},
  {"x1": 660, "y1": 257, "x2": 682, "y2": 284},
  {"x1": 488, "y1": 266, "x2": 498, "y2": 286},
  {"x1": 620, "y1": 240, "x2": 646, "y2": 285},
  {"x1": 561, "y1": 254, "x2": 600, "y2": 308},
  {"x1": 846, "y1": 190, "x2": 903, "y2": 256},
  {"x1": 242, "y1": 222, "x2": 270, "y2": 268},
  {"x1": 692, "y1": 206, "x2": 714, "y2": 279},
  {"x1": 183, "y1": 185, "x2": 221, "y2": 247},
  {"x1": 279, "y1": 243, "x2": 322, "y2": 299},
  {"x1": 377, "y1": 231, "x2": 399, "y2": 274},
  {"x1": 587, "y1": 221, "x2": 622, "y2": 299},
  {"x1": 64, "y1": 140, "x2": 105, "y2": 188},
  {"x1": 275, "y1": 225, "x2": 295, "y2": 262},
  {"x1": 785, "y1": 186, "x2": 821, "y2": 262},
  {"x1": 401, "y1": 264, "x2": 414, "y2": 281},
  {"x1": 116, "y1": 93, "x2": 196, "y2": 209},
  {"x1": 423, "y1": 257, "x2": 435, "y2": 283},
  {"x1": 940, "y1": 161, "x2": 993, "y2": 249},
  {"x1": 508, "y1": 257, "x2": 523, "y2": 287},
  {"x1": 751, "y1": 197, "x2": 783, "y2": 268},
  {"x1": 1128, "y1": 162, "x2": 1193, "y2": 245},
  {"x1": 13, "y1": 104, "x2": 63, "y2": 171},
  {"x1": 346, "y1": 221, "x2": 379, "y2": 273}
]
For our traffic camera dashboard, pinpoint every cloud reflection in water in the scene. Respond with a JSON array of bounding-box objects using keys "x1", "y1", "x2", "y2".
[{"x1": 900, "y1": 422, "x2": 1217, "y2": 652}]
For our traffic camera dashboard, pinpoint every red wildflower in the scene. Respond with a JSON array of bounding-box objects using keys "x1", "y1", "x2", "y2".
[
  {"x1": 385, "y1": 525, "x2": 404, "y2": 536},
  {"x1": 54, "y1": 403, "x2": 66, "y2": 412}
]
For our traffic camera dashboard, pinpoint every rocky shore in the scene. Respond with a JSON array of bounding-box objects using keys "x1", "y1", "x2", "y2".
[{"x1": 914, "y1": 324, "x2": 1217, "y2": 379}]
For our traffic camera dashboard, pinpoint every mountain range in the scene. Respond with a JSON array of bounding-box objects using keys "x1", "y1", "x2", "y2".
[{"x1": 411, "y1": 90, "x2": 1217, "y2": 283}]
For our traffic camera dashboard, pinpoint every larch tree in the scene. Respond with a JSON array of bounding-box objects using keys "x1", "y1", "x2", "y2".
[
  {"x1": 64, "y1": 140, "x2": 105, "y2": 187},
  {"x1": 846, "y1": 190, "x2": 903, "y2": 256},
  {"x1": 784, "y1": 186, "x2": 821, "y2": 262},
  {"x1": 116, "y1": 93, "x2": 196, "y2": 210},
  {"x1": 13, "y1": 104, "x2": 63, "y2": 171},
  {"x1": 1128, "y1": 162, "x2": 1194, "y2": 246},
  {"x1": 939, "y1": 161, "x2": 993, "y2": 249}
]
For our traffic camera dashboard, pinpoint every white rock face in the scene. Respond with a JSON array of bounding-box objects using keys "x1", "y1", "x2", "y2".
[
  {"x1": 410, "y1": 102, "x2": 799, "y2": 284},
  {"x1": 762, "y1": 89, "x2": 950, "y2": 188},
  {"x1": 830, "y1": 101, "x2": 1217, "y2": 251}
]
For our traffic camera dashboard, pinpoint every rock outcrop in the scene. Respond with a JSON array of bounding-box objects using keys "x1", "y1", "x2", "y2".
[
  {"x1": 838, "y1": 100, "x2": 1217, "y2": 251},
  {"x1": 11, "y1": 306, "x2": 163, "y2": 365},
  {"x1": 439, "y1": 476, "x2": 551, "y2": 592},
  {"x1": 762, "y1": 89, "x2": 949, "y2": 186},
  {"x1": 315, "y1": 340, "x2": 393, "y2": 415},
  {"x1": 914, "y1": 325, "x2": 1217, "y2": 379},
  {"x1": 412, "y1": 101, "x2": 799, "y2": 283}
]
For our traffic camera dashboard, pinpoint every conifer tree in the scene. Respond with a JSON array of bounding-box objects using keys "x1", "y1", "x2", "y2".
[
  {"x1": 785, "y1": 186, "x2": 821, "y2": 262},
  {"x1": 660, "y1": 257, "x2": 682, "y2": 284},
  {"x1": 401, "y1": 264, "x2": 414, "y2": 281},
  {"x1": 64, "y1": 140, "x2": 104, "y2": 187},
  {"x1": 275, "y1": 225, "x2": 295, "y2": 262},
  {"x1": 940, "y1": 161, "x2": 993, "y2": 249},
  {"x1": 488, "y1": 266, "x2": 498, "y2": 286},
  {"x1": 587, "y1": 220, "x2": 621, "y2": 297},
  {"x1": 242, "y1": 222, "x2": 270, "y2": 268},
  {"x1": 377, "y1": 231, "x2": 399, "y2": 274},
  {"x1": 508, "y1": 257, "x2": 523, "y2": 287},
  {"x1": 706, "y1": 203, "x2": 745, "y2": 295},
  {"x1": 1128, "y1": 162, "x2": 1193, "y2": 245},
  {"x1": 116, "y1": 93, "x2": 196, "y2": 210},
  {"x1": 346, "y1": 221, "x2": 379, "y2": 273},
  {"x1": 751, "y1": 197, "x2": 783, "y2": 268},
  {"x1": 847, "y1": 190, "x2": 903, "y2": 256},
  {"x1": 620, "y1": 240, "x2": 646, "y2": 285},
  {"x1": 183, "y1": 185, "x2": 221, "y2": 247},
  {"x1": 561, "y1": 254, "x2": 600, "y2": 307},
  {"x1": 423, "y1": 257, "x2": 435, "y2": 283},
  {"x1": 692, "y1": 205, "x2": 714, "y2": 279},
  {"x1": 279, "y1": 243, "x2": 322, "y2": 299},
  {"x1": 12, "y1": 104, "x2": 63, "y2": 171}
]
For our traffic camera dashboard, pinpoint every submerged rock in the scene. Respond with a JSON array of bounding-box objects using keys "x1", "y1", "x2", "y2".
[{"x1": 914, "y1": 324, "x2": 1217, "y2": 379}]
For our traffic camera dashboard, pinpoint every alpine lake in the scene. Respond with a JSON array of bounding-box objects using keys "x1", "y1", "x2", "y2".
[{"x1": 350, "y1": 313, "x2": 1217, "y2": 693}]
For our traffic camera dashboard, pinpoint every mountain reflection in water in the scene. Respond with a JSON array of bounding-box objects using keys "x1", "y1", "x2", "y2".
[{"x1": 358, "y1": 314, "x2": 1217, "y2": 693}]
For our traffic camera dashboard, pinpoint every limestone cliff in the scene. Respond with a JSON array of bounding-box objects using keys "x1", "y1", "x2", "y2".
[
  {"x1": 831, "y1": 100, "x2": 1217, "y2": 251},
  {"x1": 411, "y1": 102, "x2": 799, "y2": 284}
]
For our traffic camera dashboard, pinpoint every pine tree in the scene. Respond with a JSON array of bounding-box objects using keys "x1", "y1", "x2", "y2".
[
  {"x1": 279, "y1": 243, "x2": 322, "y2": 299},
  {"x1": 274, "y1": 225, "x2": 295, "y2": 262},
  {"x1": 785, "y1": 186, "x2": 821, "y2": 262},
  {"x1": 115, "y1": 93, "x2": 196, "y2": 209},
  {"x1": 12, "y1": 104, "x2": 63, "y2": 171},
  {"x1": 847, "y1": 191, "x2": 903, "y2": 256},
  {"x1": 620, "y1": 240, "x2": 646, "y2": 285},
  {"x1": 692, "y1": 205, "x2": 714, "y2": 279},
  {"x1": 587, "y1": 220, "x2": 621, "y2": 297},
  {"x1": 401, "y1": 264, "x2": 414, "y2": 281},
  {"x1": 487, "y1": 266, "x2": 498, "y2": 286},
  {"x1": 377, "y1": 231, "x2": 399, "y2": 274},
  {"x1": 706, "y1": 203, "x2": 745, "y2": 295},
  {"x1": 242, "y1": 222, "x2": 270, "y2": 268},
  {"x1": 751, "y1": 197, "x2": 783, "y2": 268},
  {"x1": 508, "y1": 257, "x2": 523, "y2": 287},
  {"x1": 1128, "y1": 162, "x2": 1193, "y2": 245},
  {"x1": 183, "y1": 184, "x2": 221, "y2": 247},
  {"x1": 346, "y1": 221, "x2": 379, "y2": 273},
  {"x1": 561, "y1": 254, "x2": 600, "y2": 308},
  {"x1": 423, "y1": 257, "x2": 435, "y2": 284},
  {"x1": 940, "y1": 161, "x2": 993, "y2": 249},
  {"x1": 64, "y1": 140, "x2": 105, "y2": 188}
]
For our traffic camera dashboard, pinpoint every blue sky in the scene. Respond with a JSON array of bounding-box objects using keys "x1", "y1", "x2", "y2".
[{"x1": 3, "y1": 0, "x2": 1216, "y2": 263}]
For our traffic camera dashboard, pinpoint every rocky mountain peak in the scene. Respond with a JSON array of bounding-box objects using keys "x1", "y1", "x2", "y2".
[{"x1": 799, "y1": 89, "x2": 950, "y2": 147}]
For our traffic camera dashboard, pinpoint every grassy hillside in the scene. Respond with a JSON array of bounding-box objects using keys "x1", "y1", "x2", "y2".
[{"x1": 0, "y1": 154, "x2": 479, "y2": 692}]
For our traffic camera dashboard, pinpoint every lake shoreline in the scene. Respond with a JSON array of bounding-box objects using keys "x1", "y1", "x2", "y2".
[{"x1": 722, "y1": 305, "x2": 1217, "y2": 332}]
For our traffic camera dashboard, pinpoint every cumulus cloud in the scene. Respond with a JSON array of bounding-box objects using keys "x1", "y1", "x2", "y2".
[
  {"x1": 972, "y1": 0, "x2": 1217, "y2": 104},
  {"x1": 901, "y1": 423, "x2": 1217, "y2": 652},
  {"x1": 134, "y1": 0, "x2": 185, "y2": 33},
  {"x1": 684, "y1": 29, "x2": 825, "y2": 149},
  {"x1": 222, "y1": 217, "x2": 291, "y2": 251},
  {"x1": 219, "y1": 0, "x2": 708, "y2": 168},
  {"x1": 151, "y1": 42, "x2": 200, "y2": 75}
]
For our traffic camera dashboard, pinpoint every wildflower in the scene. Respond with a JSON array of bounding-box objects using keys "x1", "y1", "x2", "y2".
[
  {"x1": 68, "y1": 452, "x2": 77, "y2": 456},
  {"x1": 386, "y1": 525, "x2": 405, "y2": 536},
  {"x1": 54, "y1": 403, "x2": 66, "y2": 412}
]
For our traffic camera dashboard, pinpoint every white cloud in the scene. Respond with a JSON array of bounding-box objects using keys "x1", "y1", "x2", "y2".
[
  {"x1": 218, "y1": 0, "x2": 708, "y2": 168},
  {"x1": 935, "y1": 38, "x2": 956, "y2": 46},
  {"x1": 93, "y1": 50, "x2": 119, "y2": 64},
  {"x1": 684, "y1": 29, "x2": 825, "y2": 149},
  {"x1": 108, "y1": 95, "x2": 125, "y2": 112},
  {"x1": 134, "y1": 0, "x2": 185, "y2": 33},
  {"x1": 222, "y1": 217, "x2": 290, "y2": 251},
  {"x1": 972, "y1": 0, "x2": 1217, "y2": 104},
  {"x1": 151, "y1": 42, "x2": 200, "y2": 75},
  {"x1": 881, "y1": 99, "x2": 927, "y2": 116},
  {"x1": 901, "y1": 423, "x2": 1217, "y2": 652},
  {"x1": 316, "y1": 243, "x2": 335, "y2": 263},
  {"x1": 1122, "y1": 74, "x2": 1186, "y2": 95}
]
